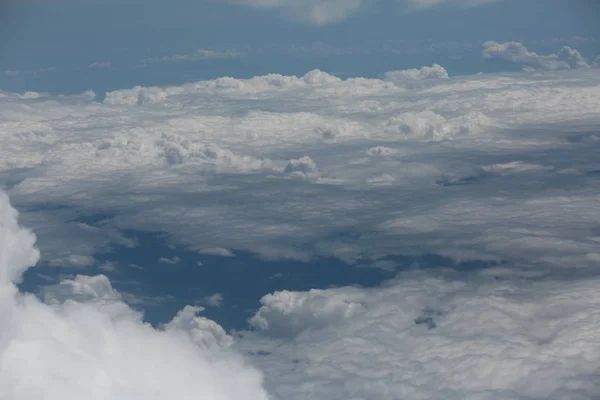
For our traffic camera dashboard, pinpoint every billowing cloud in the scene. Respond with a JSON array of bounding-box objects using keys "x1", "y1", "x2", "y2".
[
  {"x1": 238, "y1": 269, "x2": 600, "y2": 400},
  {"x1": 1, "y1": 63, "x2": 600, "y2": 270},
  {"x1": 384, "y1": 64, "x2": 449, "y2": 81},
  {"x1": 2, "y1": 57, "x2": 600, "y2": 399},
  {"x1": 483, "y1": 41, "x2": 591, "y2": 71},
  {"x1": 0, "y1": 193, "x2": 269, "y2": 400}
]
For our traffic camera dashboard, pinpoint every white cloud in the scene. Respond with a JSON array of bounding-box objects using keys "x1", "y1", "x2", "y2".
[
  {"x1": 1, "y1": 65, "x2": 600, "y2": 272},
  {"x1": 384, "y1": 64, "x2": 449, "y2": 81},
  {"x1": 198, "y1": 248, "x2": 236, "y2": 257},
  {"x1": 0, "y1": 194, "x2": 269, "y2": 400},
  {"x1": 158, "y1": 256, "x2": 182, "y2": 264},
  {"x1": 483, "y1": 41, "x2": 591, "y2": 71},
  {"x1": 88, "y1": 61, "x2": 112, "y2": 69},
  {"x1": 2, "y1": 59, "x2": 600, "y2": 398},
  {"x1": 201, "y1": 293, "x2": 225, "y2": 307},
  {"x1": 238, "y1": 269, "x2": 600, "y2": 400}
]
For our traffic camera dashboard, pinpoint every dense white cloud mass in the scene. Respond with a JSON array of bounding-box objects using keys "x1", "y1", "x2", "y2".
[
  {"x1": 0, "y1": 194, "x2": 269, "y2": 400},
  {"x1": 238, "y1": 270, "x2": 600, "y2": 400},
  {"x1": 483, "y1": 41, "x2": 591, "y2": 71},
  {"x1": 2, "y1": 60, "x2": 600, "y2": 399},
  {"x1": 1, "y1": 64, "x2": 600, "y2": 269}
]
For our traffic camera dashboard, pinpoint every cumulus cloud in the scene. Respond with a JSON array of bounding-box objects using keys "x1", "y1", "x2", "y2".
[
  {"x1": 0, "y1": 193, "x2": 269, "y2": 400},
  {"x1": 3, "y1": 61, "x2": 600, "y2": 399},
  {"x1": 1, "y1": 66, "x2": 600, "y2": 273},
  {"x1": 384, "y1": 64, "x2": 449, "y2": 81},
  {"x1": 483, "y1": 41, "x2": 591, "y2": 71},
  {"x1": 201, "y1": 293, "x2": 225, "y2": 307},
  {"x1": 238, "y1": 269, "x2": 600, "y2": 400}
]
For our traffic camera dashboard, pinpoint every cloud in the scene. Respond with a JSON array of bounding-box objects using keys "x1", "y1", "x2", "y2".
[
  {"x1": 483, "y1": 41, "x2": 591, "y2": 71},
  {"x1": 384, "y1": 64, "x2": 449, "y2": 81},
  {"x1": 201, "y1": 293, "x2": 225, "y2": 308},
  {"x1": 198, "y1": 248, "x2": 236, "y2": 257},
  {"x1": 142, "y1": 49, "x2": 244, "y2": 65},
  {"x1": 3, "y1": 61, "x2": 600, "y2": 399},
  {"x1": 406, "y1": 0, "x2": 502, "y2": 10},
  {"x1": 0, "y1": 193, "x2": 269, "y2": 400},
  {"x1": 220, "y1": 0, "x2": 363, "y2": 25},
  {"x1": 158, "y1": 256, "x2": 182, "y2": 264},
  {"x1": 218, "y1": 0, "x2": 503, "y2": 24},
  {"x1": 88, "y1": 61, "x2": 112, "y2": 69},
  {"x1": 238, "y1": 269, "x2": 600, "y2": 400},
  {"x1": 1, "y1": 64, "x2": 600, "y2": 273}
]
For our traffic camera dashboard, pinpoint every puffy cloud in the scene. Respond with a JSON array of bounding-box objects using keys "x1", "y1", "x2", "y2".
[
  {"x1": 201, "y1": 293, "x2": 225, "y2": 307},
  {"x1": 384, "y1": 64, "x2": 449, "y2": 81},
  {"x1": 284, "y1": 156, "x2": 319, "y2": 179},
  {"x1": 2, "y1": 62, "x2": 600, "y2": 400},
  {"x1": 483, "y1": 41, "x2": 591, "y2": 71},
  {"x1": 0, "y1": 194, "x2": 269, "y2": 400},
  {"x1": 1, "y1": 66, "x2": 600, "y2": 271},
  {"x1": 239, "y1": 269, "x2": 600, "y2": 400}
]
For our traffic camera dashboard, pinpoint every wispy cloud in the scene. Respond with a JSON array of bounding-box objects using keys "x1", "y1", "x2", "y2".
[
  {"x1": 4, "y1": 66, "x2": 57, "y2": 77},
  {"x1": 142, "y1": 48, "x2": 244, "y2": 65},
  {"x1": 220, "y1": 0, "x2": 504, "y2": 25},
  {"x1": 88, "y1": 61, "x2": 112, "y2": 69}
]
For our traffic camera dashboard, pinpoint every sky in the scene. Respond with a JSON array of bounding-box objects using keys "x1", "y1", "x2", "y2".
[
  {"x1": 1, "y1": 1, "x2": 600, "y2": 399},
  {"x1": 1, "y1": 0, "x2": 599, "y2": 93}
]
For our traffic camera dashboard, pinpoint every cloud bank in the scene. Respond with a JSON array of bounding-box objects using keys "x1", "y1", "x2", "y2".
[
  {"x1": 2, "y1": 61, "x2": 600, "y2": 270},
  {"x1": 0, "y1": 192, "x2": 269, "y2": 400},
  {"x1": 2, "y1": 56, "x2": 600, "y2": 399}
]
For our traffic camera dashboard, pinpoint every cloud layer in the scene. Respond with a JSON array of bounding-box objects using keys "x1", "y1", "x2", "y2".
[{"x1": 2, "y1": 57, "x2": 600, "y2": 399}]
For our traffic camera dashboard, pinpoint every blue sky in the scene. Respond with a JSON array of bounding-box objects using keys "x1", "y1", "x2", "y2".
[{"x1": 1, "y1": 0, "x2": 599, "y2": 94}]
